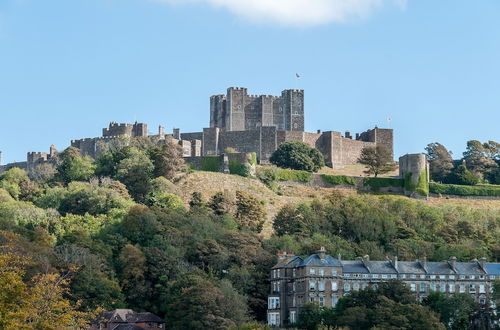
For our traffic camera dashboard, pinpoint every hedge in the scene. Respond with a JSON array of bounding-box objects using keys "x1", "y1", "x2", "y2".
[
  {"x1": 320, "y1": 175, "x2": 356, "y2": 186},
  {"x1": 429, "y1": 183, "x2": 500, "y2": 197},
  {"x1": 201, "y1": 156, "x2": 222, "y2": 172},
  {"x1": 277, "y1": 169, "x2": 313, "y2": 182},
  {"x1": 364, "y1": 177, "x2": 404, "y2": 191}
]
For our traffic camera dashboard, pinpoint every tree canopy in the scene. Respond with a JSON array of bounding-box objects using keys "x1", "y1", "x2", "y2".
[{"x1": 270, "y1": 141, "x2": 325, "y2": 172}]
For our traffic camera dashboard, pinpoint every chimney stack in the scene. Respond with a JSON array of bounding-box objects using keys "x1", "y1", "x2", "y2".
[
  {"x1": 317, "y1": 246, "x2": 326, "y2": 260},
  {"x1": 479, "y1": 257, "x2": 487, "y2": 272},
  {"x1": 392, "y1": 256, "x2": 398, "y2": 270},
  {"x1": 448, "y1": 256, "x2": 457, "y2": 271}
]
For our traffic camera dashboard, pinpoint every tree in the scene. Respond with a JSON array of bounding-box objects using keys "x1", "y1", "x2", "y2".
[
  {"x1": 119, "y1": 244, "x2": 150, "y2": 309},
  {"x1": 56, "y1": 147, "x2": 96, "y2": 183},
  {"x1": 235, "y1": 191, "x2": 266, "y2": 233},
  {"x1": 116, "y1": 147, "x2": 154, "y2": 202},
  {"x1": 166, "y1": 274, "x2": 248, "y2": 330},
  {"x1": 463, "y1": 140, "x2": 499, "y2": 183},
  {"x1": 452, "y1": 164, "x2": 480, "y2": 185},
  {"x1": 296, "y1": 303, "x2": 323, "y2": 330},
  {"x1": 189, "y1": 192, "x2": 206, "y2": 209},
  {"x1": 423, "y1": 292, "x2": 479, "y2": 330},
  {"x1": 335, "y1": 281, "x2": 444, "y2": 330},
  {"x1": 121, "y1": 205, "x2": 159, "y2": 245},
  {"x1": 273, "y1": 204, "x2": 306, "y2": 236},
  {"x1": 0, "y1": 232, "x2": 92, "y2": 329},
  {"x1": 209, "y1": 191, "x2": 234, "y2": 215},
  {"x1": 357, "y1": 146, "x2": 396, "y2": 177},
  {"x1": 149, "y1": 140, "x2": 186, "y2": 181},
  {"x1": 425, "y1": 142, "x2": 454, "y2": 182},
  {"x1": 270, "y1": 141, "x2": 325, "y2": 172}
]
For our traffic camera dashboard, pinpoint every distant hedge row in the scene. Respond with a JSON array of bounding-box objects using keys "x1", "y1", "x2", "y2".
[
  {"x1": 429, "y1": 183, "x2": 500, "y2": 197},
  {"x1": 320, "y1": 174, "x2": 356, "y2": 186},
  {"x1": 276, "y1": 169, "x2": 313, "y2": 182},
  {"x1": 364, "y1": 177, "x2": 404, "y2": 191}
]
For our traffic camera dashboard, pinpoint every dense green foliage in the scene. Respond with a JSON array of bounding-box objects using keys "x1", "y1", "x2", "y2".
[
  {"x1": 270, "y1": 141, "x2": 325, "y2": 172},
  {"x1": 363, "y1": 177, "x2": 404, "y2": 191},
  {"x1": 201, "y1": 156, "x2": 222, "y2": 172},
  {"x1": 426, "y1": 140, "x2": 500, "y2": 185},
  {"x1": 272, "y1": 193, "x2": 500, "y2": 262},
  {"x1": 295, "y1": 281, "x2": 444, "y2": 330},
  {"x1": 0, "y1": 139, "x2": 499, "y2": 329},
  {"x1": 229, "y1": 159, "x2": 250, "y2": 177},
  {"x1": 320, "y1": 174, "x2": 356, "y2": 186},
  {"x1": 256, "y1": 167, "x2": 313, "y2": 193},
  {"x1": 422, "y1": 292, "x2": 480, "y2": 330},
  {"x1": 429, "y1": 182, "x2": 500, "y2": 197}
]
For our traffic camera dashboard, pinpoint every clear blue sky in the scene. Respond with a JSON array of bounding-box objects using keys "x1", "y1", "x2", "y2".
[{"x1": 0, "y1": 0, "x2": 499, "y2": 164}]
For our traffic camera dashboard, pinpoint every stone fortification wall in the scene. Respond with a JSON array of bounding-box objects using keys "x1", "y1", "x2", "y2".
[{"x1": 218, "y1": 130, "x2": 261, "y2": 155}]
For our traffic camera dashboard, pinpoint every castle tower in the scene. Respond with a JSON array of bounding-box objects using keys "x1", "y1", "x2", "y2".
[
  {"x1": 280, "y1": 89, "x2": 304, "y2": 131},
  {"x1": 210, "y1": 87, "x2": 304, "y2": 132},
  {"x1": 226, "y1": 87, "x2": 247, "y2": 131}
]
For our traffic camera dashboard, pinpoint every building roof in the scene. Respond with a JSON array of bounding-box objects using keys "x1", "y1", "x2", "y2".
[
  {"x1": 486, "y1": 263, "x2": 500, "y2": 275},
  {"x1": 94, "y1": 309, "x2": 163, "y2": 325},
  {"x1": 341, "y1": 260, "x2": 369, "y2": 273},
  {"x1": 112, "y1": 325, "x2": 145, "y2": 330},
  {"x1": 272, "y1": 256, "x2": 303, "y2": 269},
  {"x1": 300, "y1": 254, "x2": 343, "y2": 267},
  {"x1": 397, "y1": 261, "x2": 426, "y2": 274},
  {"x1": 272, "y1": 250, "x2": 499, "y2": 276}
]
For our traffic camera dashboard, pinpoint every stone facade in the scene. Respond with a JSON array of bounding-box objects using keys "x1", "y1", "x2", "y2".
[
  {"x1": 0, "y1": 87, "x2": 397, "y2": 173},
  {"x1": 210, "y1": 87, "x2": 304, "y2": 132},
  {"x1": 268, "y1": 248, "x2": 500, "y2": 328}
]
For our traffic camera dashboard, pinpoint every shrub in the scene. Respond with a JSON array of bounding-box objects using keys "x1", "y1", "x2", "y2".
[
  {"x1": 248, "y1": 152, "x2": 257, "y2": 166},
  {"x1": 270, "y1": 141, "x2": 324, "y2": 172},
  {"x1": 364, "y1": 177, "x2": 404, "y2": 191},
  {"x1": 429, "y1": 183, "x2": 500, "y2": 197},
  {"x1": 320, "y1": 175, "x2": 356, "y2": 186},
  {"x1": 201, "y1": 156, "x2": 222, "y2": 172},
  {"x1": 229, "y1": 159, "x2": 249, "y2": 177}
]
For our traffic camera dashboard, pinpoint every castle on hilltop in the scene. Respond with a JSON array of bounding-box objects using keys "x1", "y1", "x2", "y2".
[{"x1": 0, "y1": 87, "x2": 394, "y2": 173}]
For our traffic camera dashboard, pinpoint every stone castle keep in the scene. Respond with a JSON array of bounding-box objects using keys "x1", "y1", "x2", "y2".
[{"x1": 1, "y1": 87, "x2": 394, "y2": 172}]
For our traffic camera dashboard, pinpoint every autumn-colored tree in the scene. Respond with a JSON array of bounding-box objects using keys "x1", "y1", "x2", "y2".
[{"x1": 0, "y1": 232, "x2": 92, "y2": 330}]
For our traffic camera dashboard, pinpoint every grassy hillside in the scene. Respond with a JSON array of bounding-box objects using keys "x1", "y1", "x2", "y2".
[{"x1": 170, "y1": 170, "x2": 500, "y2": 237}]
